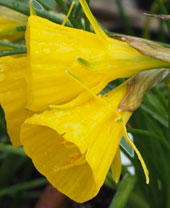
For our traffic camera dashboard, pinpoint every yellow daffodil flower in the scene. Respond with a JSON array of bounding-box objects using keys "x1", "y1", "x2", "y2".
[
  {"x1": 0, "y1": 6, "x2": 27, "y2": 42},
  {"x1": 25, "y1": 0, "x2": 170, "y2": 112},
  {"x1": 0, "y1": 56, "x2": 148, "y2": 201},
  {"x1": 20, "y1": 83, "x2": 148, "y2": 202},
  {"x1": 0, "y1": 55, "x2": 31, "y2": 146},
  {"x1": 0, "y1": 1, "x2": 155, "y2": 202}
]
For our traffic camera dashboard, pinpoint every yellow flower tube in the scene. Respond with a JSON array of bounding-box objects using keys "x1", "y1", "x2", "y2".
[
  {"x1": 0, "y1": 55, "x2": 31, "y2": 146},
  {"x1": 0, "y1": 6, "x2": 27, "y2": 42},
  {"x1": 25, "y1": 0, "x2": 170, "y2": 112},
  {"x1": 20, "y1": 83, "x2": 148, "y2": 202}
]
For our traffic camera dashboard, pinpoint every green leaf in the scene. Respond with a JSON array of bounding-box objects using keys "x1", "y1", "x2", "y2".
[
  {"x1": 55, "y1": 0, "x2": 81, "y2": 28},
  {"x1": 141, "y1": 104, "x2": 168, "y2": 128},
  {"x1": 0, "y1": 40, "x2": 25, "y2": 49},
  {"x1": 0, "y1": 0, "x2": 30, "y2": 15},
  {"x1": 0, "y1": 0, "x2": 71, "y2": 26},
  {"x1": 0, "y1": 143, "x2": 26, "y2": 156},
  {"x1": 32, "y1": 0, "x2": 44, "y2": 11},
  {"x1": 0, "y1": 48, "x2": 27, "y2": 57},
  {"x1": 0, "y1": 178, "x2": 47, "y2": 197},
  {"x1": 36, "y1": 0, "x2": 56, "y2": 10},
  {"x1": 0, "y1": 155, "x2": 26, "y2": 188},
  {"x1": 120, "y1": 136, "x2": 134, "y2": 157},
  {"x1": 127, "y1": 128, "x2": 170, "y2": 150},
  {"x1": 109, "y1": 174, "x2": 137, "y2": 208},
  {"x1": 104, "y1": 169, "x2": 117, "y2": 190}
]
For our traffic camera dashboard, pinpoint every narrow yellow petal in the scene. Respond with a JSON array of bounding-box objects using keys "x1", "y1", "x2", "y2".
[
  {"x1": 111, "y1": 147, "x2": 121, "y2": 183},
  {"x1": 123, "y1": 128, "x2": 149, "y2": 184},
  {"x1": 0, "y1": 56, "x2": 31, "y2": 146},
  {"x1": 103, "y1": 82, "x2": 128, "y2": 108},
  {"x1": 50, "y1": 77, "x2": 108, "y2": 110},
  {"x1": 65, "y1": 70, "x2": 104, "y2": 103},
  {"x1": 62, "y1": 1, "x2": 75, "y2": 26},
  {"x1": 30, "y1": 1, "x2": 37, "y2": 16},
  {"x1": 79, "y1": 0, "x2": 107, "y2": 39}
]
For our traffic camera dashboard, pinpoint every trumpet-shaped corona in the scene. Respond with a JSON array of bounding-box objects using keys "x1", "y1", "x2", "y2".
[
  {"x1": 25, "y1": 0, "x2": 170, "y2": 112},
  {"x1": 20, "y1": 84, "x2": 148, "y2": 202}
]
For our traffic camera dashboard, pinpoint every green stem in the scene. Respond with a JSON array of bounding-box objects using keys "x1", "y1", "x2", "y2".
[
  {"x1": 0, "y1": 178, "x2": 47, "y2": 197},
  {"x1": 0, "y1": 48, "x2": 27, "y2": 57},
  {"x1": 127, "y1": 128, "x2": 170, "y2": 150},
  {"x1": 109, "y1": 174, "x2": 137, "y2": 208},
  {"x1": 0, "y1": 143, "x2": 26, "y2": 156},
  {"x1": 155, "y1": 0, "x2": 170, "y2": 34}
]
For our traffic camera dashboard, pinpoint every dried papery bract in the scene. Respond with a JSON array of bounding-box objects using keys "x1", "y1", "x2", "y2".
[
  {"x1": 119, "y1": 68, "x2": 170, "y2": 112},
  {"x1": 111, "y1": 34, "x2": 170, "y2": 63}
]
